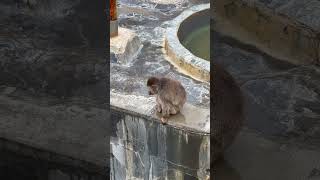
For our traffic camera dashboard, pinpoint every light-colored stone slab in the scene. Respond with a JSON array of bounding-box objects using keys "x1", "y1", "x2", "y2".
[
  {"x1": 110, "y1": 27, "x2": 142, "y2": 65},
  {"x1": 110, "y1": 92, "x2": 210, "y2": 134},
  {"x1": 165, "y1": 4, "x2": 210, "y2": 82}
]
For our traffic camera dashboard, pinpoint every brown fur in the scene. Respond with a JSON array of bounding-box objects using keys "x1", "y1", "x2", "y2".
[{"x1": 147, "y1": 77, "x2": 187, "y2": 124}]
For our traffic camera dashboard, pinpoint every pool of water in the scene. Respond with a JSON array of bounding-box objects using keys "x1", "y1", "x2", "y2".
[{"x1": 182, "y1": 25, "x2": 210, "y2": 61}]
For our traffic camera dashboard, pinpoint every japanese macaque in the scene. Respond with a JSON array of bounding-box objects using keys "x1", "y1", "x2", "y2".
[
  {"x1": 147, "y1": 77, "x2": 186, "y2": 124},
  {"x1": 212, "y1": 63, "x2": 244, "y2": 164}
]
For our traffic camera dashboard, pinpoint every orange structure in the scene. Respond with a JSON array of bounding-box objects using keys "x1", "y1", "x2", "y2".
[
  {"x1": 110, "y1": 0, "x2": 118, "y2": 37},
  {"x1": 110, "y1": 0, "x2": 117, "y2": 21}
]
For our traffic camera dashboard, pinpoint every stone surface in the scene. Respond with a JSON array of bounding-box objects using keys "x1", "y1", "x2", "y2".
[
  {"x1": 48, "y1": 170, "x2": 70, "y2": 180},
  {"x1": 213, "y1": 30, "x2": 320, "y2": 145},
  {"x1": 0, "y1": 138, "x2": 105, "y2": 180},
  {"x1": 244, "y1": 0, "x2": 320, "y2": 32},
  {"x1": 111, "y1": 92, "x2": 210, "y2": 133},
  {"x1": 0, "y1": 87, "x2": 109, "y2": 167},
  {"x1": 0, "y1": 0, "x2": 107, "y2": 97},
  {"x1": 112, "y1": 0, "x2": 210, "y2": 108},
  {"x1": 165, "y1": 4, "x2": 210, "y2": 82},
  {"x1": 0, "y1": 0, "x2": 108, "y2": 175},
  {"x1": 212, "y1": 1, "x2": 320, "y2": 178},
  {"x1": 215, "y1": 130, "x2": 320, "y2": 180},
  {"x1": 149, "y1": 0, "x2": 188, "y2": 5},
  {"x1": 214, "y1": 0, "x2": 320, "y2": 65},
  {"x1": 110, "y1": 1, "x2": 210, "y2": 179},
  {"x1": 110, "y1": 106, "x2": 210, "y2": 180},
  {"x1": 110, "y1": 27, "x2": 142, "y2": 65},
  {"x1": 211, "y1": 63, "x2": 244, "y2": 163}
]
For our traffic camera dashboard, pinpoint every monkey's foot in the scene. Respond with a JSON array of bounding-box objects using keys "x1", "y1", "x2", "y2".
[
  {"x1": 156, "y1": 105, "x2": 162, "y2": 113},
  {"x1": 160, "y1": 117, "x2": 168, "y2": 124}
]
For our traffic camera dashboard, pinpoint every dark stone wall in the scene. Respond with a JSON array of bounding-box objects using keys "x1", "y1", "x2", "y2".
[
  {"x1": 0, "y1": 0, "x2": 109, "y2": 179},
  {"x1": 110, "y1": 107, "x2": 210, "y2": 179},
  {"x1": 0, "y1": 138, "x2": 107, "y2": 180},
  {"x1": 0, "y1": 0, "x2": 108, "y2": 98}
]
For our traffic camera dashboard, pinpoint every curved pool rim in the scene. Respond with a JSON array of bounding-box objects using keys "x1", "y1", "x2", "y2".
[{"x1": 165, "y1": 3, "x2": 210, "y2": 82}]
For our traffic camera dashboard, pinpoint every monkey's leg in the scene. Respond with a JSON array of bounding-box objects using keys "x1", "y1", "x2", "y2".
[
  {"x1": 160, "y1": 101, "x2": 170, "y2": 124},
  {"x1": 169, "y1": 104, "x2": 178, "y2": 115},
  {"x1": 156, "y1": 96, "x2": 162, "y2": 113},
  {"x1": 156, "y1": 104, "x2": 162, "y2": 113},
  {"x1": 160, "y1": 117, "x2": 168, "y2": 124}
]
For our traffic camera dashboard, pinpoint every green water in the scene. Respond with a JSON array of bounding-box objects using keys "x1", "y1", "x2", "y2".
[{"x1": 182, "y1": 25, "x2": 210, "y2": 61}]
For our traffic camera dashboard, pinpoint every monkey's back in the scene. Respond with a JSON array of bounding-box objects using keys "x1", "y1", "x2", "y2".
[
  {"x1": 159, "y1": 77, "x2": 186, "y2": 108},
  {"x1": 212, "y1": 63, "x2": 244, "y2": 163}
]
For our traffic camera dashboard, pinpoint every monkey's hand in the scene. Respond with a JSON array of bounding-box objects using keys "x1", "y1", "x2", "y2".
[{"x1": 160, "y1": 117, "x2": 168, "y2": 124}]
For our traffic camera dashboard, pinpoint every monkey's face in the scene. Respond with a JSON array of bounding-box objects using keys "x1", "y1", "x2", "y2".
[{"x1": 148, "y1": 85, "x2": 158, "y2": 95}]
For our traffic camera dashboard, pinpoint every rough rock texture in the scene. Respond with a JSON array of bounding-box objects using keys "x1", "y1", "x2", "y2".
[
  {"x1": 213, "y1": 29, "x2": 320, "y2": 146},
  {"x1": 212, "y1": 1, "x2": 320, "y2": 178},
  {"x1": 212, "y1": 63, "x2": 244, "y2": 163},
  {"x1": 248, "y1": 0, "x2": 320, "y2": 31},
  {"x1": 0, "y1": 87, "x2": 109, "y2": 167},
  {"x1": 214, "y1": 0, "x2": 320, "y2": 65},
  {"x1": 213, "y1": 13, "x2": 320, "y2": 179},
  {"x1": 110, "y1": 106, "x2": 210, "y2": 180},
  {"x1": 110, "y1": 27, "x2": 142, "y2": 65},
  {"x1": 0, "y1": 0, "x2": 108, "y2": 177},
  {"x1": 110, "y1": 1, "x2": 210, "y2": 179},
  {"x1": 112, "y1": 0, "x2": 210, "y2": 108},
  {"x1": 0, "y1": 0, "x2": 107, "y2": 97}
]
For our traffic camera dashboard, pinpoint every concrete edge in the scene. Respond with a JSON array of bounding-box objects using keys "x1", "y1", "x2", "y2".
[
  {"x1": 164, "y1": 3, "x2": 210, "y2": 82},
  {"x1": 110, "y1": 92, "x2": 210, "y2": 135},
  {"x1": 213, "y1": 0, "x2": 320, "y2": 65}
]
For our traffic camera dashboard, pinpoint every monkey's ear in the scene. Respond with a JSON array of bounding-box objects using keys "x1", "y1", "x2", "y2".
[{"x1": 147, "y1": 77, "x2": 159, "y2": 86}]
